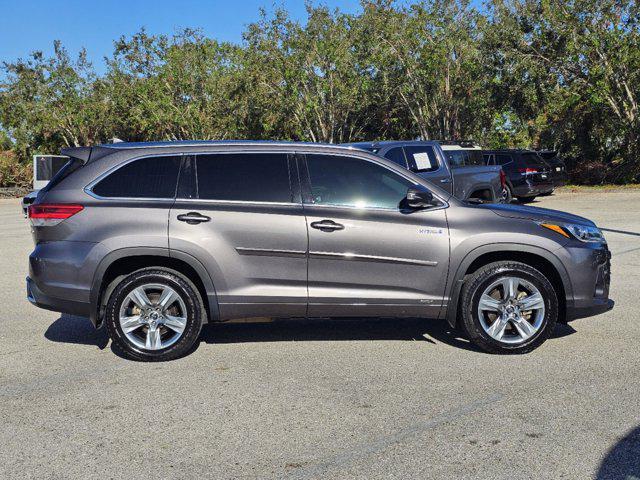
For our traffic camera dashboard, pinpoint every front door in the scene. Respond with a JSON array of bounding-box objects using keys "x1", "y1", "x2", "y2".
[
  {"x1": 169, "y1": 151, "x2": 308, "y2": 320},
  {"x1": 299, "y1": 152, "x2": 450, "y2": 318}
]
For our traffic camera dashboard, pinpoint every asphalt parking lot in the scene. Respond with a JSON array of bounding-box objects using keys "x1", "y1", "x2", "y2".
[{"x1": 1, "y1": 191, "x2": 639, "y2": 479}]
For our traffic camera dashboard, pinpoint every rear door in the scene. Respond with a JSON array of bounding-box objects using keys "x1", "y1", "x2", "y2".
[
  {"x1": 300, "y1": 152, "x2": 450, "y2": 318},
  {"x1": 169, "y1": 151, "x2": 308, "y2": 320}
]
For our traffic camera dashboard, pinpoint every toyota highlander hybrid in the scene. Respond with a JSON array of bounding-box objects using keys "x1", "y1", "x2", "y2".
[{"x1": 27, "y1": 141, "x2": 613, "y2": 361}]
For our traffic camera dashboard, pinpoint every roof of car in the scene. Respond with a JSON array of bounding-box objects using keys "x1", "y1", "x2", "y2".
[{"x1": 62, "y1": 140, "x2": 366, "y2": 163}]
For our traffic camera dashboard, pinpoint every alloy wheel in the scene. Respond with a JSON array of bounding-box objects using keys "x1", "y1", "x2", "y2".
[
  {"x1": 477, "y1": 276, "x2": 545, "y2": 344},
  {"x1": 118, "y1": 283, "x2": 188, "y2": 350}
]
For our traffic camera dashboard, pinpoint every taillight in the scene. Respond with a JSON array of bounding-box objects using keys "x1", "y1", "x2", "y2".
[
  {"x1": 518, "y1": 168, "x2": 539, "y2": 174},
  {"x1": 28, "y1": 204, "x2": 84, "y2": 226},
  {"x1": 499, "y1": 169, "x2": 506, "y2": 188}
]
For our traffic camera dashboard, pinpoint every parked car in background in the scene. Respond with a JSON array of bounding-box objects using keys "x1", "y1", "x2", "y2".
[
  {"x1": 21, "y1": 155, "x2": 69, "y2": 216},
  {"x1": 537, "y1": 150, "x2": 568, "y2": 193},
  {"x1": 484, "y1": 149, "x2": 554, "y2": 204},
  {"x1": 344, "y1": 140, "x2": 505, "y2": 204},
  {"x1": 27, "y1": 140, "x2": 612, "y2": 360}
]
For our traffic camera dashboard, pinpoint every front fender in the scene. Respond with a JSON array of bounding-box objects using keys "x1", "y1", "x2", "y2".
[{"x1": 442, "y1": 242, "x2": 574, "y2": 328}]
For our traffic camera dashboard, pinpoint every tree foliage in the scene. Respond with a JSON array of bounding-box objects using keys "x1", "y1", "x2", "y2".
[{"x1": 1, "y1": 0, "x2": 638, "y2": 185}]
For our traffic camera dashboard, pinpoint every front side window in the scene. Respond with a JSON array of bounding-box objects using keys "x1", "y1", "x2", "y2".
[
  {"x1": 305, "y1": 154, "x2": 414, "y2": 209},
  {"x1": 196, "y1": 153, "x2": 292, "y2": 203},
  {"x1": 92, "y1": 156, "x2": 181, "y2": 198},
  {"x1": 403, "y1": 146, "x2": 439, "y2": 172}
]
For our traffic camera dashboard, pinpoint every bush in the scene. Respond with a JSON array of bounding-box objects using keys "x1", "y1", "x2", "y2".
[{"x1": 0, "y1": 151, "x2": 32, "y2": 188}]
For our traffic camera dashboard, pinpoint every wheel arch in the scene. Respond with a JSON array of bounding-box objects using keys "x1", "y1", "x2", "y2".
[
  {"x1": 444, "y1": 244, "x2": 573, "y2": 328},
  {"x1": 90, "y1": 247, "x2": 219, "y2": 327}
]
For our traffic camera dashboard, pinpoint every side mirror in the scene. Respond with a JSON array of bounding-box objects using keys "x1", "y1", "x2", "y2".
[{"x1": 406, "y1": 188, "x2": 437, "y2": 208}]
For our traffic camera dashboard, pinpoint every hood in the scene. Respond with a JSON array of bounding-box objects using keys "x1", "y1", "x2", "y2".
[{"x1": 477, "y1": 202, "x2": 595, "y2": 226}]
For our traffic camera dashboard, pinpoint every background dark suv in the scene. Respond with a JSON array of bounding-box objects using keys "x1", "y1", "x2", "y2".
[
  {"x1": 27, "y1": 141, "x2": 612, "y2": 361},
  {"x1": 484, "y1": 149, "x2": 554, "y2": 203}
]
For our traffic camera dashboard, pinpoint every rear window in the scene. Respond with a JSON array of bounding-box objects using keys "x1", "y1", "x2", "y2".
[
  {"x1": 494, "y1": 154, "x2": 513, "y2": 166},
  {"x1": 520, "y1": 153, "x2": 547, "y2": 168},
  {"x1": 195, "y1": 153, "x2": 292, "y2": 203},
  {"x1": 445, "y1": 150, "x2": 485, "y2": 168},
  {"x1": 92, "y1": 156, "x2": 181, "y2": 199}
]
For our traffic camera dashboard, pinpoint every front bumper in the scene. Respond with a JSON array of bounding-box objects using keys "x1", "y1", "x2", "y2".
[{"x1": 563, "y1": 244, "x2": 612, "y2": 321}]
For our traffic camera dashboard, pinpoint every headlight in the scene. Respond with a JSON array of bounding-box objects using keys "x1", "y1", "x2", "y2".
[{"x1": 540, "y1": 223, "x2": 606, "y2": 243}]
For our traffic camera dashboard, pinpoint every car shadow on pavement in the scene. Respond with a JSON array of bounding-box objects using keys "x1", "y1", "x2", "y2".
[
  {"x1": 45, "y1": 314, "x2": 109, "y2": 350},
  {"x1": 200, "y1": 317, "x2": 576, "y2": 352},
  {"x1": 596, "y1": 425, "x2": 640, "y2": 479},
  {"x1": 43, "y1": 315, "x2": 576, "y2": 358}
]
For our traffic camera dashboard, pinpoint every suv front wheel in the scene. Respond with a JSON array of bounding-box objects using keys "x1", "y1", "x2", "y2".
[
  {"x1": 105, "y1": 268, "x2": 205, "y2": 361},
  {"x1": 459, "y1": 261, "x2": 558, "y2": 354}
]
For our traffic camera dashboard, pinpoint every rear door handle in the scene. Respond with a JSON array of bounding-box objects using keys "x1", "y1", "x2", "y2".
[
  {"x1": 310, "y1": 220, "x2": 345, "y2": 232},
  {"x1": 177, "y1": 212, "x2": 211, "y2": 225},
  {"x1": 440, "y1": 178, "x2": 452, "y2": 184}
]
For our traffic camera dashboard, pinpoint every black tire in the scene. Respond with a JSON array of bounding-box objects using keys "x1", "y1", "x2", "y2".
[
  {"x1": 517, "y1": 196, "x2": 536, "y2": 204},
  {"x1": 539, "y1": 190, "x2": 554, "y2": 197},
  {"x1": 105, "y1": 268, "x2": 205, "y2": 361},
  {"x1": 459, "y1": 261, "x2": 558, "y2": 354}
]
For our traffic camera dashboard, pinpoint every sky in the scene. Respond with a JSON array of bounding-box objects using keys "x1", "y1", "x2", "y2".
[{"x1": 0, "y1": 0, "x2": 362, "y2": 72}]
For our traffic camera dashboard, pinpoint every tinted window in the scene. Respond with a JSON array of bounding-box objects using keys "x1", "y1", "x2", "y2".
[
  {"x1": 93, "y1": 156, "x2": 181, "y2": 198},
  {"x1": 495, "y1": 154, "x2": 513, "y2": 166},
  {"x1": 196, "y1": 153, "x2": 291, "y2": 203},
  {"x1": 384, "y1": 148, "x2": 407, "y2": 168},
  {"x1": 445, "y1": 149, "x2": 485, "y2": 168},
  {"x1": 305, "y1": 154, "x2": 414, "y2": 209},
  {"x1": 520, "y1": 153, "x2": 547, "y2": 169},
  {"x1": 403, "y1": 146, "x2": 439, "y2": 172},
  {"x1": 483, "y1": 154, "x2": 494, "y2": 165}
]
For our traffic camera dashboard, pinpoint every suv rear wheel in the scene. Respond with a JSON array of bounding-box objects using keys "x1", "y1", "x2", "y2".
[
  {"x1": 459, "y1": 261, "x2": 558, "y2": 354},
  {"x1": 105, "y1": 268, "x2": 205, "y2": 361}
]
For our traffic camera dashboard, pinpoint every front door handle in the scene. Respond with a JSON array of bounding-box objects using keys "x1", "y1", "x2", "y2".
[
  {"x1": 310, "y1": 220, "x2": 345, "y2": 232},
  {"x1": 177, "y1": 212, "x2": 211, "y2": 225},
  {"x1": 440, "y1": 177, "x2": 452, "y2": 184}
]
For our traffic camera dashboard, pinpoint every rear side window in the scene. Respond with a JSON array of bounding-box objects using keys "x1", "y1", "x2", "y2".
[
  {"x1": 403, "y1": 146, "x2": 439, "y2": 172},
  {"x1": 383, "y1": 147, "x2": 407, "y2": 168},
  {"x1": 484, "y1": 154, "x2": 494, "y2": 165},
  {"x1": 92, "y1": 156, "x2": 181, "y2": 199},
  {"x1": 494, "y1": 154, "x2": 513, "y2": 166},
  {"x1": 196, "y1": 153, "x2": 292, "y2": 203}
]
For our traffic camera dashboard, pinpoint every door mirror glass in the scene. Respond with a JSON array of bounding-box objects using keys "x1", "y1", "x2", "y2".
[{"x1": 406, "y1": 188, "x2": 437, "y2": 209}]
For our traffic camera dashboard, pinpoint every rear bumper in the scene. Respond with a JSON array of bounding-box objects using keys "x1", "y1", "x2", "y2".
[
  {"x1": 511, "y1": 178, "x2": 554, "y2": 197},
  {"x1": 27, "y1": 276, "x2": 91, "y2": 317}
]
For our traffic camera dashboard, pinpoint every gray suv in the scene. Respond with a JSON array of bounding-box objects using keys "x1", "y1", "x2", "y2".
[{"x1": 27, "y1": 141, "x2": 613, "y2": 360}]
